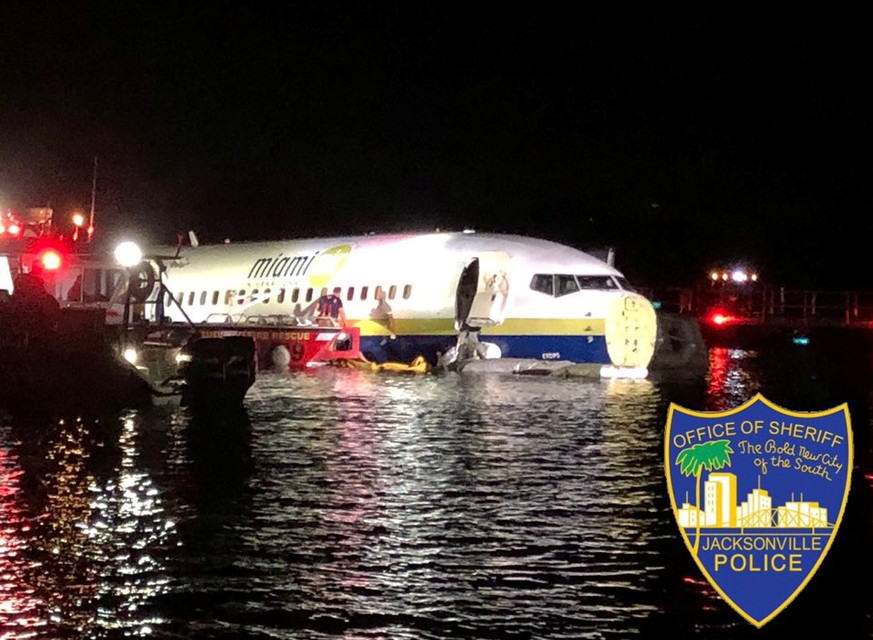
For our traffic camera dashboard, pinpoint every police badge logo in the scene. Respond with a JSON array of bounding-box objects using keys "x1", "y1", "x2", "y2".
[{"x1": 664, "y1": 393, "x2": 853, "y2": 627}]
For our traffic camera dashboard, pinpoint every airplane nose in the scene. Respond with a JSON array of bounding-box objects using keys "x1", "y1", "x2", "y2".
[{"x1": 604, "y1": 293, "x2": 658, "y2": 368}]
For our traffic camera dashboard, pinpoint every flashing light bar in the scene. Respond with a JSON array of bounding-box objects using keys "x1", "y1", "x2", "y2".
[{"x1": 709, "y1": 269, "x2": 760, "y2": 283}]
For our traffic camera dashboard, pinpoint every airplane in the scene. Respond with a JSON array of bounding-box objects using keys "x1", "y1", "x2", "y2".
[{"x1": 135, "y1": 230, "x2": 658, "y2": 372}]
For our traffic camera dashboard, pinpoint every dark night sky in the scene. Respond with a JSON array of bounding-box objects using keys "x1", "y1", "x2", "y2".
[{"x1": 1, "y1": 5, "x2": 871, "y2": 288}]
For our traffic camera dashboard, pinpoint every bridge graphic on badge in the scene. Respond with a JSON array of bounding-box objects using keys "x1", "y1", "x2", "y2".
[{"x1": 664, "y1": 393, "x2": 853, "y2": 627}]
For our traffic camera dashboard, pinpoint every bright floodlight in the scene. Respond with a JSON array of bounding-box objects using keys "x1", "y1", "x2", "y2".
[
  {"x1": 114, "y1": 241, "x2": 143, "y2": 267},
  {"x1": 123, "y1": 347, "x2": 139, "y2": 364},
  {"x1": 72, "y1": 212, "x2": 85, "y2": 227},
  {"x1": 731, "y1": 269, "x2": 748, "y2": 283}
]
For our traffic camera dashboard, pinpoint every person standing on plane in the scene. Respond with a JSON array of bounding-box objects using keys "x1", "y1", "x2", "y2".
[
  {"x1": 67, "y1": 274, "x2": 83, "y2": 302},
  {"x1": 371, "y1": 288, "x2": 395, "y2": 334},
  {"x1": 316, "y1": 287, "x2": 346, "y2": 326}
]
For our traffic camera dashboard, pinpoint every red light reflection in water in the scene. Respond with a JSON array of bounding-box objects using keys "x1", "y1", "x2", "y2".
[
  {"x1": 706, "y1": 347, "x2": 761, "y2": 411},
  {"x1": 707, "y1": 347, "x2": 731, "y2": 396},
  {"x1": 681, "y1": 574, "x2": 723, "y2": 611},
  {"x1": 0, "y1": 448, "x2": 47, "y2": 635}
]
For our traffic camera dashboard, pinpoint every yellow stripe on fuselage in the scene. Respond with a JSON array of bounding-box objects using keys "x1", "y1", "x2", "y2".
[{"x1": 351, "y1": 317, "x2": 606, "y2": 337}]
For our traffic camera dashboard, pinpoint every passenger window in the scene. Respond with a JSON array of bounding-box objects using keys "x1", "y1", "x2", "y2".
[
  {"x1": 236, "y1": 290, "x2": 246, "y2": 305},
  {"x1": 225, "y1": 290, "x2": 235, "y2": 305},
  {"x1": 278, "y1": 288, "x2": 286, "y2": 304},
  {"x1": 360, "y1": 286, "x2": 369, "y2": 301},
  {"x1": 529, "y1": 274, "x2": 554, "y2": 296},
  {"x1": 556, "y1": 275, "x2": 579, "y2": 297},
  {"x1": 388, "y1": 285, "x2": 396, "y2": 300},
  {"x1": 177, "y1": 291, "x2": 184, "y2": 305},
  {"x1": 250, "y1": 288, "x2": 259, "y2": 303},
  {"x1": 263, "y1": 288, "x2": 271, "y2": 303},
  {"x1": 375, "y1": 286, "x2": 383, "y2": 300},
  {"x1": 347, "y1": 287, "x2": 355, "y2": 301},
  {"x1": 166, "y1": 292, "x2": 174, "y2": 307},
  {"x1": 211, "y1": 291, "x2": 219, "y2": 305},
  {"x1": 200, "y1": 291, "x2": 207, "y2": 305},
  {"x1": 188, "y1": 292, "x2": 195, "y2": 306},
  {"x1": 403, "y1": 284, "x2": 412, "y2": 299},
  {"x1": 291, "y1": 288, "x2": 299, "y2": 303},
  {"x1": 305, "y1": 288, "x2": 313, "y2": 302}
]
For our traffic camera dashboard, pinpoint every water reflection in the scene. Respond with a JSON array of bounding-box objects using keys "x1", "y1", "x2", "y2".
[
  {"x1": 202, "y1": 371, "x2": 684, "y2": 638},
  {"x1": 0, "y1": 411, "x2": 180, "y2": 638},
  {"x1": 0, "y1": 343, "x2": 870, "y2": 638},
  {"x1": 706, "y1": 347, "x2": 761, "y2": 410},
  {"x1": 0, "y1": 435, "x2": 45, "y2": 637}
]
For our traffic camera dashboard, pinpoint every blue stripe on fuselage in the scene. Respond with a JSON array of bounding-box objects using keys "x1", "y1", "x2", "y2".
[{"x1": 360, "y1": 334, "x2": 609, "y2": 365}]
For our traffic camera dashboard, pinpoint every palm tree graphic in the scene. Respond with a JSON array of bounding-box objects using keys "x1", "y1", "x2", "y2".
[{"x1": 675, "y1": 439, "x2": 734, "y2": 554}]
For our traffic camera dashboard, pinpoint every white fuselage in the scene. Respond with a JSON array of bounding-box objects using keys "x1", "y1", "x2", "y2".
[{"x1": 146, "y1": 232, "x2": 657, "y2": 367}]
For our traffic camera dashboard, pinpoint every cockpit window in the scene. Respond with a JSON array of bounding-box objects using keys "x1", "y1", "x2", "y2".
[
  {"x1": 530, "y1": 274, "x2": 554, "y2": 296},
  {"x1": 575, "y1": 275, "x2": 618, "y2": 290},
  {"x1": 555, "y1": 275, "x2": 579, "y2": 297},
  {"x1": 613, "y1": 276, "x2": 636, "y2": 292},
  {"x1": 531, "y1": 273, "x2": 625, "y2": 297}
]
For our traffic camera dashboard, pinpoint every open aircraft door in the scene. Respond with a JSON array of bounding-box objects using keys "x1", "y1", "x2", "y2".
[{"x1": 454, "y1": 251, "x2": 511, "y2": 330}]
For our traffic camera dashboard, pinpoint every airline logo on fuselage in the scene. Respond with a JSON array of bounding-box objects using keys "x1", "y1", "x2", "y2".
[
  {"x1": 248, "y1": 254, "x2": 313, "y2": 279},
  {"x1": 246, "y1": 244, "x2": 352, "y2": 287}
]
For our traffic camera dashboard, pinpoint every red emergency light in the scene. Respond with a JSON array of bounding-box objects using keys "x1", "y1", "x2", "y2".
[
  {"x1": 0, "y1": 217, "x2": 23, "y2": 237},
  {"x1": 708, "y1": 310, "x2": 733, "y2": 326},
  {"x1": 39, "y1": 248, "x2": 64, "y2": 271}
]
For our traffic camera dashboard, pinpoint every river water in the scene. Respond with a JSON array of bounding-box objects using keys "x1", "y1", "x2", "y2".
[{"x1": 1, "y1": 332, "x2": 872, "y2": 639}]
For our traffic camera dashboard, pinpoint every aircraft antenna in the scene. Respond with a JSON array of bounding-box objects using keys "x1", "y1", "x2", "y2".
[{"x1": 87, "y1": 156, "x2": 98, "y2": 242}]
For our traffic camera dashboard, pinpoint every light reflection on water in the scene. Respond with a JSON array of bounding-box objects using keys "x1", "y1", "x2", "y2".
[
  {"x1": 1, "y1": 414, "x2": 180, "y2": 639},
  {"x1": 0, "y1": 343, "x2": 871, "y2": 639},
  {"x1": 230, "y1": 371, "x2": 668, "y2": 639}
]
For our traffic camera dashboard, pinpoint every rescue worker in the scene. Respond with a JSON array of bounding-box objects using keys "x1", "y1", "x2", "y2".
[
  {"x1": 10, "y1": 264, "x2": 62, "y2": 343},
  {"x1": 315, "y1": 287, "x2": 346, "y2": 326},
  {"x1": 67, "y1": 274, "x2": 83, "y2": 302}
]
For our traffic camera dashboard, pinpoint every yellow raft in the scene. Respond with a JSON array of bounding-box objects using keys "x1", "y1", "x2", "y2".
[{"x1": 331, "y1": 355, "x2": 430, "y2": 374}]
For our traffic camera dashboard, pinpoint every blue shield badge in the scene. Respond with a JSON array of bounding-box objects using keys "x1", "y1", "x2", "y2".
[{"x1": 664, "y1": 393, "x2": 853, "y2": 627}]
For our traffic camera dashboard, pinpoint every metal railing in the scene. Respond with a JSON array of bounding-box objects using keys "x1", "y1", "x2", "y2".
[{"x1": 640, "y1": 285, "x2": 873, "y2": 327}]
